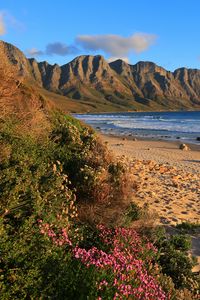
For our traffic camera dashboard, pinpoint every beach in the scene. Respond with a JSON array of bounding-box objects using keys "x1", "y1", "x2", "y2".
[
  {"x1": 101, "y1": 134, "x2": 200, "y2": 271},
  {"x1": 101, "y1": 135, "x2": 200, "y2": 224}
]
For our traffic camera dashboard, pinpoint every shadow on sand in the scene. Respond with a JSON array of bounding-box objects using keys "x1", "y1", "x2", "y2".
[{"x1": 183, "y1": 160, "x2": 200, "y2": 163}]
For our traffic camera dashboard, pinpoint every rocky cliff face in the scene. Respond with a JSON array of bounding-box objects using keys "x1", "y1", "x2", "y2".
[
  {"x1": 30, "y1": 55, "x2": 133, "y2": 101},
  {"x1": 1, "y1": 40, "x2": 200, "y2": 111},
  {"x1": 110, "y1": 60, "x2": 200, "y2": 108},
  {"x1": 174, "y1": 68, "x2": 200, "y2": 101},
  {"x1": 0, "y1": 40, "x2": 32, "y2": 77},
  {"x1": 0, "y1": 41, "x2": 54, "y2": 118}
]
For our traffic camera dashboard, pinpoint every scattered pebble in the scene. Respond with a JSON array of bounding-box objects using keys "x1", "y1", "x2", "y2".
[{"x1": 179, "y1": 143, "x2": 190, "y2": 151}]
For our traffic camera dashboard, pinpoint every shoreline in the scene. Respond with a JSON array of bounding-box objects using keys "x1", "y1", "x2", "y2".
[
  {"x1": 73, "y1": 108, "x2": 200, "y2": 114},
  {"x1": 100, "y1": 131, "x2": 200, "y2": 151},
  {"x1": 100, "y1": 133, "x2": 200, "y2": 174},
  {"x1": 74, "y1": 110, "x2": 200, "y2": 147}
]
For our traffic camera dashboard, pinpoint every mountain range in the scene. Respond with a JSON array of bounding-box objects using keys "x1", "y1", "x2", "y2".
[{"x1": 1, "y1": 40, "x2": 200, "y2": 113}]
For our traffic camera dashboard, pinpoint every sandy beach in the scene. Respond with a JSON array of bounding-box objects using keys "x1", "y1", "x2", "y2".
[
  {"x1": 101, "y1": 134, "x2": 200, "y2": 271},
  {"x1": 101, "y1": 134, "x2": 200, "y2": 225}
]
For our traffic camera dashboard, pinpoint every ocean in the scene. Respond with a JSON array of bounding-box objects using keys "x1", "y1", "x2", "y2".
[{"x1": 74, "y1": 111, "x2": 200, "y2": 145}]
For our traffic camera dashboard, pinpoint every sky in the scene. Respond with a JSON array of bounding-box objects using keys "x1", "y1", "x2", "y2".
[{"x1": 0, "y1": 0, "x2": 200, "y2": 71}]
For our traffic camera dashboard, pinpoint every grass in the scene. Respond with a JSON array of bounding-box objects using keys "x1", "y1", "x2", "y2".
[{"x1": 36, "y1": 82, "x2": 169, "y2": 113}]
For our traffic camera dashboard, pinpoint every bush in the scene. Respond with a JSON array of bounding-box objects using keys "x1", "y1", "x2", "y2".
[
  {"x1": 0, "y1": 112, "x2": 136, "y2": 298},
  {"x1": 1, "y1": 112, "x2": 199, "y2": 299},
  {"x1": 38, "y1": 223, "x2": 169, "y2": 299},
  {"x1": 175, "y1": 221, "x2": 200, "y2": 234},
  {"x1": 170, "y1": 234, "x2": 191, "y2": 251},
  {"x1": 154, "y1": 230, "x2": 198, "y2": 291},
  {"x1": 125, "y1": 202, "x2": 142, "y2": 221}
]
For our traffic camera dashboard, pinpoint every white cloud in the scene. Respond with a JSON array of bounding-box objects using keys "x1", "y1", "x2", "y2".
[
  {"x1": 0, "y1": 10, "x2": 24, "y2": 35},
  {"x1": 46, "y1": 42, "x2": 78, "y2": 56},
  {"x1": 26, "y1": 48, "x2": 44, "y2": 56},
  {"x1": 76, "y1": 33, "x2": 157, "y2": 58},
  {"x1": 27, "y1": 42, "x2": 79, "y2": 57},
  {"x1": 0, "y1": 12, "x2": 6, "y2": 35},
  {"x1": 107, "y1": 56, "x2": 129, "y2": 63},
  {"x1": 26, "y1": 32, "x2": 157, "y2": 60}
]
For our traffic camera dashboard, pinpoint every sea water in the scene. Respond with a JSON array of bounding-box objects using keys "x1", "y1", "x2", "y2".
[{"x1": 74, "y1": 111, "x2": 200, "y2": 144}]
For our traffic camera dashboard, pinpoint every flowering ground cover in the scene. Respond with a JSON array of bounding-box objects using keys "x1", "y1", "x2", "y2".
[{"x1": 39, "y1": 221, "x2": 168, "y2": 299}]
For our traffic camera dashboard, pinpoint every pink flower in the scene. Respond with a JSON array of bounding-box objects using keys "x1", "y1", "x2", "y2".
[{"x1": 39, "y1": 221, "x2": 167, "y2": 299}]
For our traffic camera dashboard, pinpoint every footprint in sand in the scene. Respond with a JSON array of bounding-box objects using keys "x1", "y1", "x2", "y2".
[
  {"x1": 160, "y1": 217, "x2": 170, "y2": 224},
  {"x1": 181, "y1": 211, "x2": 188, "y2": 215},
  {"x1": 167, "y1": 211, "x2": 173, "y2": 215},
  {"x1": 186, "y1": 204, "x2": 193, "y2": 208},
  {"x1": 165, "y1": 206, "x2": 172, "y2": 210},
  {"x1": 170, "y1": 217, "x2": 178, "y2": 222},
  {"x1": 154, "y1": 200, "x2": 160, "y2": 203}
]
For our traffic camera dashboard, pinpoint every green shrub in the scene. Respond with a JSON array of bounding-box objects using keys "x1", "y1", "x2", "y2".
[
  {"x1": 125, "y1": 202, "x2": 142, "y2": 221},
  {"x1": 0, "y1": 112, "x2": 134, "y2": 298},
  {"x1": 170, "y1": 234, "x2": 191, "y2": 251},
  {"x1": 175, "y1": 221, "x2": 200, "y2": 233},
  {"x1": 154, "y1": 230, "x2": 197, "y2": 291},
  {"x1": 0, "y1": 112, "x2": 199, "y2": 299}
]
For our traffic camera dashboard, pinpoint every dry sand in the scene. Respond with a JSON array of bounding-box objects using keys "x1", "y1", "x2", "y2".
[{"x1": 100, "y1": 135, "x2": 200, "y2": 271}]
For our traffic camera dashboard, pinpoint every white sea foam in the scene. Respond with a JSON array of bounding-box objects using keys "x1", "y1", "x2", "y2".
[{"x1": 74, "y1": 111, "x2": 200, "y2": 143}]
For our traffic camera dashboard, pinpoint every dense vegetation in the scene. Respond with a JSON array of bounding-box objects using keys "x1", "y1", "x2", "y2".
[{"x1": 0, "y1": 112, "x2": 199, "y2": 299}]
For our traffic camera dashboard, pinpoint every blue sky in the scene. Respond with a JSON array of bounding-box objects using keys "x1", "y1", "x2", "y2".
[{"x1": 0, "y1": 0, "x2": 200, "y2": 70}]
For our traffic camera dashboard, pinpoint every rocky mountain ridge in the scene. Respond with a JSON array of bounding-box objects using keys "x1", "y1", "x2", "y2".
[{"x1": 1, "y1": 40, "x2": 200, "y2": 111}]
